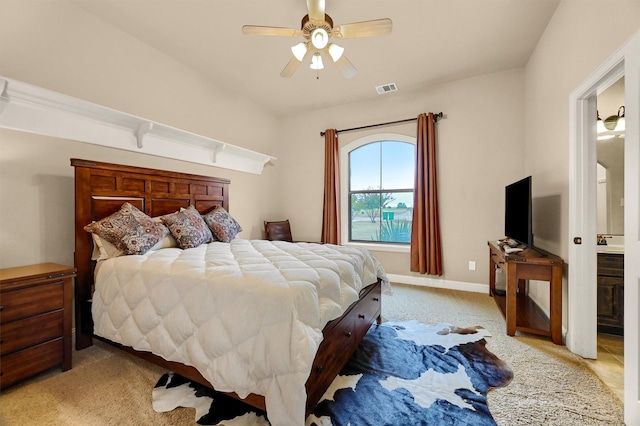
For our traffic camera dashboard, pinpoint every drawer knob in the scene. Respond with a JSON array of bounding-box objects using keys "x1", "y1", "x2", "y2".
[
  {"x1": 316, "y1": 365, "x2": 323, "y2": 374},
  {"x1": 345, "y1": 331, "x2": 352, "y2": 338},
  {"x1": 358, "y1": 314, "x2": 365, "y2": 319},
  {"x1": 373, "y1": 297, "x2": 379, "y2": 302},
  {"x1": 0, "y1": 305, "x2": 3, "y2": 312}
]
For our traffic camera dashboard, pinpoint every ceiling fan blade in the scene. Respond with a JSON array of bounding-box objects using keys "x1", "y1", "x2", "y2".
[
  {"x1": 334, "y1": 55, "x2": 357, "y2": 79},
  {"x1": 280, "y1": 57, "x2": 303, "y2": 78},
  {"x1": 281, "y1": 44, "x2": 312, "y2": 78},
  {"x1": 333, "y1": 18, "x2": 392, "y2": 38},
  {"x1": 242, "y1": 25, "x2": 302, "y2": 37},
  {"x1": 306, "y1": 0, "x2": 325, "y2": 22}
]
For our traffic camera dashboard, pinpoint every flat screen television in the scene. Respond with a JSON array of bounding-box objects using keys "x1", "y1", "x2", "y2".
[{"x1": 505, "y1": 176, "x2": 533, "y2": 247}]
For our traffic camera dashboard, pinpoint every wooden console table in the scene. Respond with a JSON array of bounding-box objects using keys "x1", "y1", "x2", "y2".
[{"x1": 488, "y1": 241, "x2": 564, "y2": 344}]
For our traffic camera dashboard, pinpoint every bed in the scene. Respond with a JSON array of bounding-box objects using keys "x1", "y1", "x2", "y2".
[{"x1": 71, "y1": 158, "x2": 389, "y2": 425}]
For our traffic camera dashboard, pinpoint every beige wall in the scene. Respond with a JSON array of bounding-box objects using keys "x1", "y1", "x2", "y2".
[
  {"x1": 277, "y1": 69, "x2": 527, "y2": 283},
  {"x1": 523, "y1": 0, "x2": 640, "y2": 318},
  {"x1": 0, "y1": 1, "x2": 280, "y2": 269},
  {"x1": 2, "y1": 0, "x2": 639, "y2": 302}
]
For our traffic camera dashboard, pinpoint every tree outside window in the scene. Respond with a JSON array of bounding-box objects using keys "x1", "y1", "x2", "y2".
[{"x1": 348, "y1": 140, "x2": 415, "y2": 243}]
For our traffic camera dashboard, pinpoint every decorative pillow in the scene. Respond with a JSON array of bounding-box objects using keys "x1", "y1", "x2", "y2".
[
  {"x1": 202, "y1": 206, "x2": 243, "y2": 243},
  {"x1": 161, "y1": 205, "x2": 213, "y2": 249},
  {"x1": 84, "y1": 202, "x2": 169, "y2": 255}
]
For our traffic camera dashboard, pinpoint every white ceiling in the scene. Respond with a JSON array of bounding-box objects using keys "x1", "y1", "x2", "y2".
[{"x1": 72, "y1": 0, "x2": 560, "y2": 117}]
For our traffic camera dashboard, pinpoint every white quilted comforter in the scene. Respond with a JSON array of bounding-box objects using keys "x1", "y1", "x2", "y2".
[{"x1": 92, "y1": 239, "x2": 389, "y2": 425}]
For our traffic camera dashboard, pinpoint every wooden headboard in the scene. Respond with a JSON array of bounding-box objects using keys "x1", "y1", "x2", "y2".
[{"x1": 71, "y1": 158, "x2": 230, "y2": 350}]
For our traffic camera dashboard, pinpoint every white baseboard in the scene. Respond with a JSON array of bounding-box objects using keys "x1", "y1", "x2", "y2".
[{"x1": 386, "y1": 274, "x2": 489, "y2": 293}]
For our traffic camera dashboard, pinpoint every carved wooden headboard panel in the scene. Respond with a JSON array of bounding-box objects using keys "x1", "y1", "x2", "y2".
[{"x1": 71, "y1": 158, "x2": 230, "y2": 349}]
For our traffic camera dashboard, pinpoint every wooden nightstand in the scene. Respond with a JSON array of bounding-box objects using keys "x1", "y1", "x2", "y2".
[{"x1": 0, "y1": 263, "x2": 76, "y2": 388}]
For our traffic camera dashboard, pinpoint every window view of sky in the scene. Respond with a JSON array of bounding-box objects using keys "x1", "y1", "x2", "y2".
[{"x1": 350, "y1": 141, "x2": 415, "y2": 207}]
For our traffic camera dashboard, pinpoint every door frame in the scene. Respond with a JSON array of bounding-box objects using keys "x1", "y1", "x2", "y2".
[{"x1": 568, "y1": 30, "x2": 639, "y2": 424}]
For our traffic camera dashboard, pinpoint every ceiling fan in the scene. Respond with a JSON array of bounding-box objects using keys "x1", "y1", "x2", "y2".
[{"x1": 242, "y1": 0, "x2": 392, "y2": 78}]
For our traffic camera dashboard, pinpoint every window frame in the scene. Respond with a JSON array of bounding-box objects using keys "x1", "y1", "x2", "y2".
[{"x1": 340, "y1": 133, "x2": 416, "y2": 251}]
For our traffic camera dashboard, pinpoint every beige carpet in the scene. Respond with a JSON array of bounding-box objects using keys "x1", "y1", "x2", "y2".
[{"x1": 0, "y1": 284, "x2": 624, "y2": 425}]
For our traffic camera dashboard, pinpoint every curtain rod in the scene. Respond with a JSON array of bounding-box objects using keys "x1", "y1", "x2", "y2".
[{"x1": 320, "y1": 112, "x2": 444, "y2": 137}]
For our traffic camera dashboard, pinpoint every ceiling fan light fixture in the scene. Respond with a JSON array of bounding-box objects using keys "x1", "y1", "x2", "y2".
[
  {"x1": 242, "y1": 1, "x2": 392, "y2": 78},
  {"x1": 310, "y1": 52, "x2": 324, "y2": 70},
  {"x1": 311, "y1": 28, "x2": 329, "y2": 49},
  {"x1": 291, "y1": 42, "x2": 308, "y2": 61},
  {"x1": 327, "y1": 43, "x2": 344, "y2": 62}
]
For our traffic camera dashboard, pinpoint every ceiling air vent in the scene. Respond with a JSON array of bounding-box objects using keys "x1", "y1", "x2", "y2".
[{"x1": 375, "y1": 83, "x2": 398, "y2": 94}]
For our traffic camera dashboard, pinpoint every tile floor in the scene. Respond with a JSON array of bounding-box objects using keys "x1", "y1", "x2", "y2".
[{"x1": 584, "y1": 333, "x2": 624, "y2": 402}]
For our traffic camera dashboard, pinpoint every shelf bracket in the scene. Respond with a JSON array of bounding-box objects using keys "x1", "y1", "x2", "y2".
[
  {"x1": 136, "y1": 122, "x2": 154, "y2": 149},
  {"x1": 259, "y1": 156, "x2": 274, "y2": 169},
  {"x1": 0, "y1": 79, "x2": 8, "y2": 115},
  {"x1": 212, "y1": 143, "x2": 226, "y2": 163}
]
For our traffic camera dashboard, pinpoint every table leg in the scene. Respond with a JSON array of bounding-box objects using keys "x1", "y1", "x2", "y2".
[
  {"x1": 517, "y1": 279, "x2": 526, "y2": 294},
  {"x1": 506, "y1": 262, "x2": 518, "y2": 336},
  {"x1": 550, "y1": 264, "x2": 563, "y2": 344}
]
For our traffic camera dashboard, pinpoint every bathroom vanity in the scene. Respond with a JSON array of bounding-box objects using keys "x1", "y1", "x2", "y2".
[{"x1": 597, "y1": 248, "x2": 624, "y2": 336}]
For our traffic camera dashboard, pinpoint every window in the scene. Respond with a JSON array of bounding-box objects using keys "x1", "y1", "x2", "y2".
[{"x1": 342, "y1": 134, "x2": 415, "y2": 244}]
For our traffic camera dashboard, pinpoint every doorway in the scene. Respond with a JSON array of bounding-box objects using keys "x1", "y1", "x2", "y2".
[
  {"x1": 568, "y1": 31, "x2": 639, "y2": 424},
  {"x1": 584, "y1": 78, "x2": 625, "y2": 401}
]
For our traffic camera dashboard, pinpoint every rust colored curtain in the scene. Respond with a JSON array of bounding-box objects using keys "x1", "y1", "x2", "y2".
[
  {"x1": 411, "y1": 113, "x2": 443, "y2": 275},
  {"x1": 321, "y1": 129, "x2": 341, "y2": 244}
]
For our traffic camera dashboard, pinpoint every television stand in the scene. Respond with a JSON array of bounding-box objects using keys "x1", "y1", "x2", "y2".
[{"x1": 488, "y1": 241, "x2": 564, "y2": 344}]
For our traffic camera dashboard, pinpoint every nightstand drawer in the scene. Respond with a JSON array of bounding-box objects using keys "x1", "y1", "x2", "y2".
[
  {"x1": 0, "y1": 281, "x2": 64, "y2": 324},
  {"x1": 0, "y1": 339, "x2": 63, "y2": 388},
  {"x1": 0, "y1": 310, "x2": 64, "y2": 356}
]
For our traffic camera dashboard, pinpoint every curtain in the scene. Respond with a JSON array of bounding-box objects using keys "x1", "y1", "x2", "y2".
[
  {"x1": 410, "y1": 113, "x2": 443, "y2": 275},
  {"x1": 321, "y1": 129, "x2": 341, "y2": 244}
]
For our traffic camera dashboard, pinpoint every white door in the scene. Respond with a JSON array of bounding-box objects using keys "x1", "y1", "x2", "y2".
[{"x1": 569, "y1": 31, "x2": 639, "y2": 425}]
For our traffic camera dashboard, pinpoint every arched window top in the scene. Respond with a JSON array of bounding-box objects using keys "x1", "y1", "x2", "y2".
[{"x1": 343, "y1": 133, "x2": 415, "y2": 151}]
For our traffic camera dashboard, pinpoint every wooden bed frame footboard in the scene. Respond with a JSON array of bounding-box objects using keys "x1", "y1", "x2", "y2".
[{"x1": 71, "y1": 159, "x2": 382, "y2": 416}]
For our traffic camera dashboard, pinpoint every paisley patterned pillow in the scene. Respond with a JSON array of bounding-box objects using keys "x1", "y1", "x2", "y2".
[
  {"x1": 84, "y1": 202, "x2": 169, "y2": 255},
  {"x1": 202, "y1": 206, "x2": 243, "y2": 243},
  {"x1": 161, "y1": 205, "x2": 213, "y2": 249}
]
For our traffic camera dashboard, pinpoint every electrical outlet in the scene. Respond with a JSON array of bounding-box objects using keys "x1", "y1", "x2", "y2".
[{"x1": 468, "y1": 261, "x2": 476, "y2": 271}]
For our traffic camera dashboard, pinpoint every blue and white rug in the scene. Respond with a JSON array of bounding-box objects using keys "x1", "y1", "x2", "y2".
[{"x1": 153, "y1": 320, "x2": 513, "y2": 425}]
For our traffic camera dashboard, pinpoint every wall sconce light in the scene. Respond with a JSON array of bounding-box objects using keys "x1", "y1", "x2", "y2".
[
  {"x1": 597, "y1": 106, "x2": 625, "y2": 140},
  {"x1": 603, "y1": 106, "x2": 625, "y2": 132}
]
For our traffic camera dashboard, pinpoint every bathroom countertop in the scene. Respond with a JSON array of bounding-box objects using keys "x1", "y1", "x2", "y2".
[{"x1": 597, "y1": 245, "x2": 624, "y2": 254}]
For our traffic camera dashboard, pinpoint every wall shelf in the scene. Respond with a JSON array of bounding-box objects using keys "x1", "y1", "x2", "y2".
[{"x1": 0, "y1": 76, "x2": 276, "y2": 175}]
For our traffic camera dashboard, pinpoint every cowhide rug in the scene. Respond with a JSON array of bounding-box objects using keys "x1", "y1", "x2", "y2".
[{"x1": 153, "y1": 320, "x2": 513, "y2": 425}]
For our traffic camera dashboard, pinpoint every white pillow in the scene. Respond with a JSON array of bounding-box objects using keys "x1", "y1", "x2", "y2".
[{"x1": 91, "y1": 233, "x2": 123, "y2": 261}]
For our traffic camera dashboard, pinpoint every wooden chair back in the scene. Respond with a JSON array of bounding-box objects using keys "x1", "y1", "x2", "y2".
[{"x1": 264, "y1": 220, "x2": 293, "y2": 241}]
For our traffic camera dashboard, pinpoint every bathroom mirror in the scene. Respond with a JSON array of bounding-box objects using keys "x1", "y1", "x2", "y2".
[{"x1": 596, "y1": 77, "x2": 624, "y2": 235}]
